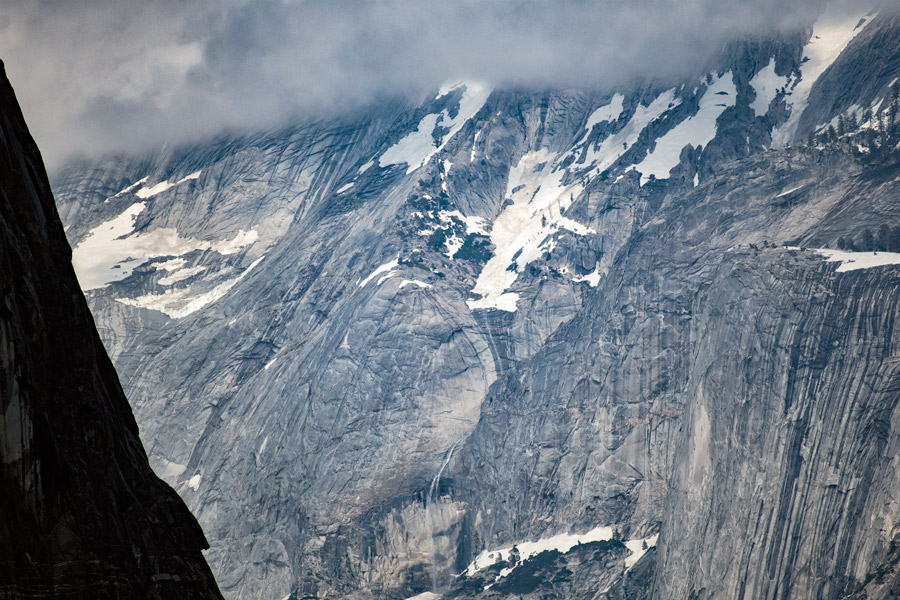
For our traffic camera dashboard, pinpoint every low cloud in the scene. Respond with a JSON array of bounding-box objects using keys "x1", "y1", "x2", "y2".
[{"x1": 0, "y1": 0, "x2": 850, "y2": 170}]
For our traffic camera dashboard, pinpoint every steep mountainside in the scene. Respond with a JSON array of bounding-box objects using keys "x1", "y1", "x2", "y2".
[
  {"x1": 0, "y1": 63, "x2": 223, "y2": 598},
  {"x1": 52, "y1": 5, "x2": 900, "y2": 599}
]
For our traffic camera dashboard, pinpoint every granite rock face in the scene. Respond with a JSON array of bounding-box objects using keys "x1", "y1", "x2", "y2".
[
  {"x1": 51, "y1": 6, "x2": 900, "y2": 599},
  {"x1": 0, "y1": 63, "x2": 223, "y2": 599}
]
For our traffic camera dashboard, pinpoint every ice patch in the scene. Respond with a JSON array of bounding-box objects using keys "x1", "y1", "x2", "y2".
[
  {"x1": 117, "y1": 256, "x2": 265, "y2": 318},
  {"x1": 358, "y1": 257, "x2": 400, "y2": 287},
  {"x1": 358, "y1": 160, "x2": 374, "y2": 174},
  {"x1": 815, "y1": 249, "x2": 900, "y2": 272},
  {"x1": 750, "y1": 58, "x2": 789, "y2": 117},
  {"x1": 772, "y1": 6, "x2": 875, "y2": 147},
  {"x1": 336, "y1": 182, "x2": 354, "y2": 194},
  {"x1": 632, "y1": 72, "x2": 736, "y2": 185},
  {"x1": 379, "y1": 83, "x2": 492, "y2": 174}
]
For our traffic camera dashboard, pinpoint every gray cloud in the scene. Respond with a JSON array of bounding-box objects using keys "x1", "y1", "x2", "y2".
[{"x1": 0, "y1": 0, "x2": 851, "y2": 170}]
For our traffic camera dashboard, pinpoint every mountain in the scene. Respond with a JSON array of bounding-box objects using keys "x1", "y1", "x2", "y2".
[
  {"x1": 51, "y1": 4, "x2": 900, "y2": 599},
  {"x1": 0, "y1": 63, "x2": 223, "y2": 598}
]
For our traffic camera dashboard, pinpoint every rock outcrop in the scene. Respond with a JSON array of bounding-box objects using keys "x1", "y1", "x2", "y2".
[{"x1": 0, "y1": 62, "x2": 222, "y2": 599}]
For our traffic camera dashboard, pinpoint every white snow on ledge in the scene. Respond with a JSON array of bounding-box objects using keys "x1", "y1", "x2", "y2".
[
  {"x1": 815, "y1": 249, "x2": 900, "y2": 272},
  {"x1": 358, "y1": 257, "x2": 400, "y2": 287},
  {"x1": 399, "y1": 279, "x2": 432, "y2": 290},
  {"x1": 117, "y1": 256, "x2": 265, "y2": 319},
  {"x1": 135, "y1": 170, "x2": 202, "y2": 198},
  {"x1": 72, "y1": 200, "x2": 259, "y2": 291},
  {"x1": 464, "y1": 526, "x2": 659, "y2": 579},
  {"x1": 465, "y1": 526, "x2": 614, "y2": 575}
]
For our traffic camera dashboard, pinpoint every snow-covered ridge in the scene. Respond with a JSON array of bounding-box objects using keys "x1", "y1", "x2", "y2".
[
  {"x1": 632, "y1": 72, "x2": 736, "y2": 185},
  {"x1": 771, "y1": 5, "x2": 876, "y2": 147},
  {"x1": 379, "y1": 83, "x2": 492, "y2": 174}
]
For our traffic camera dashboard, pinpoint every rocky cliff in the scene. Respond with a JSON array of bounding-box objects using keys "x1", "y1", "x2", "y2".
[
  {"x1": 50, "y1": 4, "x2": 900, "y2": 599},
  {"x1": 0, "y1": 62, "x2": 223, "y2": 599}
]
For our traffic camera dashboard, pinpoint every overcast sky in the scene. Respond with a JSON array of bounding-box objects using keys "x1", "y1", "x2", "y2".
[{"x1": 0, "y1": 0, "x2": 853, "y2": 171}]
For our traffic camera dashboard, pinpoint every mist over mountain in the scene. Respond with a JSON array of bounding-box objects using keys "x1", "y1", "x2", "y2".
[
  {"x1": 10, "y1": 0, "x2": 900, "y2": 599},
  {"x1": 0, "y1": 0, "x2": 867, "y2": 169}
]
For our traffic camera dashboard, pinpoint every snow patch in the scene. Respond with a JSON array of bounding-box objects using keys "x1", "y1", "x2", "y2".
[
  {"x1": 158, "y1": 458, "x2": 187, "y2": 479},
  {"x1": 213, "y1": 229, "x2": 259, "y2": 255},
  {"x1": 750, "y1": 58, "x2": 789, "y2": 117},
  {"x1": 465, "y1": 526, "x2": 614, "y2": 575},
  {"x1": 578, "y1": 89, "x2": 679, "y2": 177},
  {"x1": 399, "y1": 279, "x2": 432, "y2": 290},
  {"x1": 632, "y1": 72, "x2": 736, "y2": 185},
  {"x1": 772, "y1": 6, "x2": 875, "y2": 147},
  {"x1": 336, "y1": 182, "x2": 354, "y2": 194},
  {"x1": 624, "y1": 534, "x2": 659, "y2": 569},
  {"x1": 72, "y1": 208, "x2": 261, "y2": 292},
  {"x1": 187, "y1": 474, "x2": 201, "y2": 491},
  {"x1": 815, "y1": 249, "x2": 900, "y2": 272},
  {"x1": 112, "y1": 176, "x2": 149, "y2": 198},
  {"x1": 178, "y1": 170, "x2": 202, "y2": 183},
  {"x1": 438, "y1": 210, "x2": 489, "y2": 236},
  {"x1": 135, "y1": 170, "x2": 201, "y2": 198},
  {"x1": 466, "y1": 293, "x2": 519, "y2": 313},
  {"x1": 358, "y1": 257, "x2": 400, "y2": 287},
  {"x1": 776, "y1": 184, "x2": 806, "y2": 198},
  {"x1": 358, "y1": 160, "x2": 374, "y2": 174},
  {"x1": 584, "y1": 94, "x2": 625, "y2": 131},
  {"x1": 116, "y1": 256, "x2": 265, "y2": 318},
  {"x1": 159, "y1": 265, "x2": 205, "y2": 286},
  {"x1": 467, "y1": 149, "x2": 594, "y2": 312},
  {"x1": 574, "y1": 265, "x2": 602, "y2": 287},
  {"x1": 379, "y1": 83, "x2": 492, "y2": 174}
]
